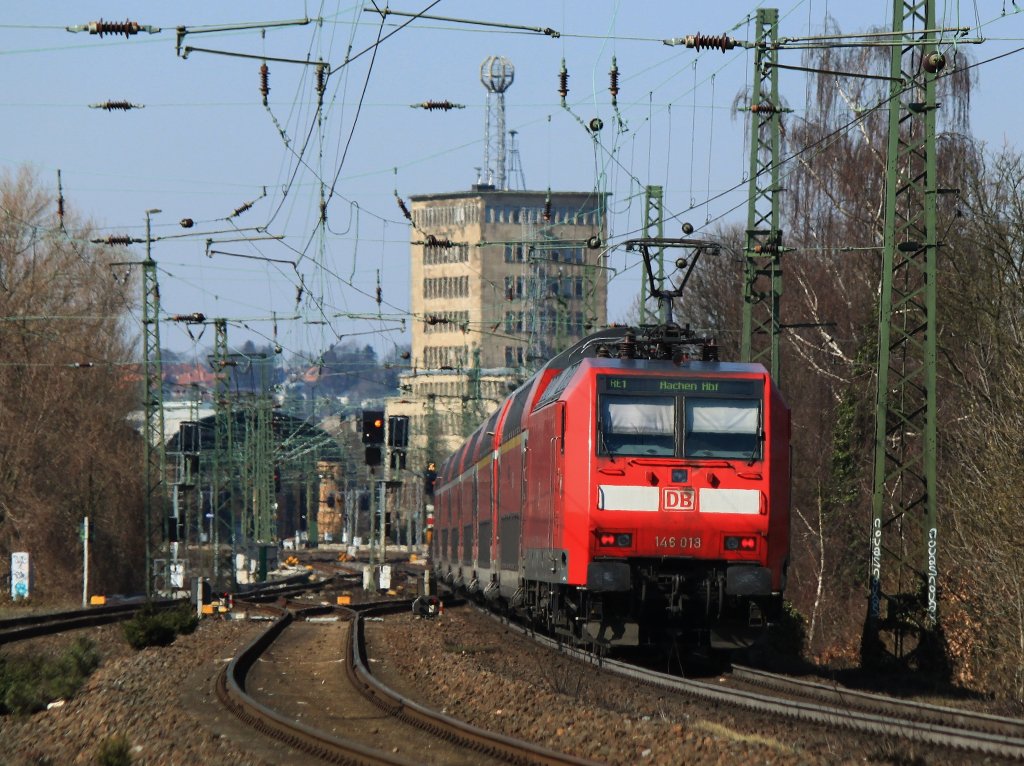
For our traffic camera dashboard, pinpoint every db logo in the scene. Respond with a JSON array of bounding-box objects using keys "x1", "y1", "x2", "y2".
[{"x1": 662, "y1": 487, "x2": 695, "y2": 512}]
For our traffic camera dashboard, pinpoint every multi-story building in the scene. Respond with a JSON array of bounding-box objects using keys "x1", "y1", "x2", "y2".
[{"x1": 388, "y1": 185, "x2": 608, "y2": 475}]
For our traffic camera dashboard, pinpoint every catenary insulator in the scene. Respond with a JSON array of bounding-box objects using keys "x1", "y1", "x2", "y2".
[
  {"x1": 260, "y1": 63, "x2": 270, "y2": 106},
  {"x1": 180, "y1": 218, "x2": 194, "y2": 228},
  {"x1": 702, "y1": 339, "x2": 719, "y2": 362},
  {"x1": 558, "y1": 59, "x2": 569, "y2": 102},
  {"x1": 749, "y1": 102, "x2": 778, "y2": 114},
  {"x1": 171, "y1": 313, "x2": 206, "y2": 323},
  {"x1": 57, "y1": 171, "x2": 65, "y2": 224},
  {"x1": 89, "y1": 100, "x2": 144, "y2": 111},
  {"x1": 543, "y1": 193, "x2": 552, "y2": 222},
  {"x1": 412, "y1": 100, "x2": 464, "y2": 111},
  {"x1": 609, "y1": 57, "x2": 620, "y2": 106},
  {"x1": 424, "y1": 234, "x2": 453, "y2": 248},
  {"x1": 395, "y1": 196, "x2": 411, "y2": 220},
  {"x1": 684, "y1": 33, "x2": 736, "y2": 52},
  {"x1": 315, "y1": 62, "x2": 326, "y2": 97},
  {"x1": 231, "y1": 200, "x2": 254, "y2": 218},
  {"x1": 93, "y1": 235, "x2": 133, "y2": 246},
  {"x1": 86, "y1": 19, "x2": 142, "y2": 37},
  {"x1": 617, "y1": 330, "x2": 636, "y2": 360}
]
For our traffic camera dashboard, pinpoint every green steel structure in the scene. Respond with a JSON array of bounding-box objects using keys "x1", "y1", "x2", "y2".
[
  {"x1": 141, "y1": 210, "x2": 167, "y2": 597},
  {"x1": 640, "y1": 185, "x2": 666, "y2": 325},
  {"x1": 740, "y1": 8, "x2": 784, "y2": 381},
  {"x1": 864, "y1": 0, "x2": 943, "y2": 669},
  {"x1": 211, "y1": 318, "x2": 234, "y2": 586}
]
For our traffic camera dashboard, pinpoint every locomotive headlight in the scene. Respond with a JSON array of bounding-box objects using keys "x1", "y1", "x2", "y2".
[{"x1": 725, "y1": 535, "x2": 757, "y2": 552}]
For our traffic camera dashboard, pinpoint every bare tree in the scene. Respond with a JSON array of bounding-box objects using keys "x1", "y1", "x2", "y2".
[{"x1": 0, "y1": 167, "x2": 144, "y2": 601}]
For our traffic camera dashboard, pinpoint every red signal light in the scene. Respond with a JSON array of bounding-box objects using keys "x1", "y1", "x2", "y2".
[{"x1": 599, "y1": 533, "x2": 617, "y2": 546}]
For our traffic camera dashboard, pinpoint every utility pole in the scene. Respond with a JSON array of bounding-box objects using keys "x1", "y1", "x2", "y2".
[
  {"x1": 864, "y1": 0, "x2": 946, "y2": 673},
  {"x1": 140, "y1": 208, "x2": 166, "y2": 598},
  {"x1": 740, "y1": 8, "x2": 785, "y2": 381},
  {"x1": 641, "y1": 186, "x2": 665, "y2": 325}
]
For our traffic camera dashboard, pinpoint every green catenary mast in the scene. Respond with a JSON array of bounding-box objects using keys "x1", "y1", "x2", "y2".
[
  {"x1": 740, "y1": 8, "x2": 785, "y2": 381},
  {"x1": 864, "y1": 0, "x2": 945, "y2": 672}
]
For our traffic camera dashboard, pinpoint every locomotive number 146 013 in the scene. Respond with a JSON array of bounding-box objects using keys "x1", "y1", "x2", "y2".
[{"x1": 654, "y1": 536, "x2": 702, "y2": 549}]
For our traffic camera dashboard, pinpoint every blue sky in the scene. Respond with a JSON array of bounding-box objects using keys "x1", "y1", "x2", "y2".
[{"x1": 3, "y1": 2, "x2": 1021, "y2": 363}]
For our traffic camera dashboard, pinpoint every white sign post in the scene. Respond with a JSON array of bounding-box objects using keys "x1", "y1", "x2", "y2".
[
  {"x1": 82, "y1": 517, "x2": 89, "y2": 607},
  {"x1": 11, "y1": 552, "x2": 30, "y2": 601}
]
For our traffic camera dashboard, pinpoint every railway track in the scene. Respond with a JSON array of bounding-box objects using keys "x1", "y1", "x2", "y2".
[
  {"x1": 729, "y1": 663, "x2": 1024, "y2": 741},
  {"x1": 0, "y1": 599, "x2": 183, "y2": 645},
  {"x1": 217, "y1": 599, "x2": 599, "y2": 766},
  {"x1": 482, "y1": 606, "x2": 1024, "y2": 761},
  {"x1": 0, "y1": 571, "x2": 324, "y2": 645}
]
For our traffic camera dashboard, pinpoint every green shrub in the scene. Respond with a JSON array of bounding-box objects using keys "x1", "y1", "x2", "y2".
[
  {"x1": 122, "y1": 604, "x2": 198, "y2": 650},
  {"x1": 0, "y1": 637, "x2": 100, "y2": 715},
  {"x1": 95, "y1": 734, "x2": 132, "y2": 766}
]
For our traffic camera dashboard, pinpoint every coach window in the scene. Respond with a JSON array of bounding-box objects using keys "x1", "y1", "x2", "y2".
[
  {"x1": 598, "y1": 395, "x2": 675, "y2": 456},
  {"x1": 684, "y1": 398, "x2": 761, "y2": 459}
]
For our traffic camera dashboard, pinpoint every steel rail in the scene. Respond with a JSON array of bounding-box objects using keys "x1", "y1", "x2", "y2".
[
  {"x1": 730, "y1": 664, "x2": 1024, "y2": 738},
  {"x1": 0, "y1": 599, "x2": 185, "y2": 645},
  {"x1": 349, "y1": 603, "x2": 601, "y2": 766},
  {"x1": 216, "y1": 602, "x2": 416, "y2": 766},
  {"x1": 477, "y1": 604, "x2": 1024, "y2": 761},
  {"x1": 218, "y1": 598, "x2": 595, "y2": 765}
]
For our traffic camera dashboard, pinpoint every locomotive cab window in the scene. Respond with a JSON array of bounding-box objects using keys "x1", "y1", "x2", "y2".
[
  {"x1": 684, "y1": 398, "x2": 761, "y2": 460},
  {"x1": 598, "y1": 395, "x2": 676, "y2": 456},
  {"x1": 597, "y1": 378, "x2": 763, "y2": 460}
]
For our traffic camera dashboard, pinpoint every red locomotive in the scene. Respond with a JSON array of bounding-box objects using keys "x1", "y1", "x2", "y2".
[{"x1": 432, "y1": 324, "x2": 790, "y2": 650}]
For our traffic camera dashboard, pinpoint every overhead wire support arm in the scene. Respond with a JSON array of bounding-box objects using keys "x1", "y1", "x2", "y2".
[
  {"x1": 180, "y1": 46, "x2": 326, "y2": 66},
  {"x1": 174, "y1": 17, "x2": 314, "y2": 56},
  {"x1": 366, "y1": 7, "x2": 560, "y2": 38},
  {"x1": 206, "y1": 249, "x2": 297, "y2": 269}
]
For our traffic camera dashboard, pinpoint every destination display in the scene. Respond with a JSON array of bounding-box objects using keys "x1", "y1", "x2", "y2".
[{"x1": 598, "y1": 375, "x2": 761, "y2": 397}]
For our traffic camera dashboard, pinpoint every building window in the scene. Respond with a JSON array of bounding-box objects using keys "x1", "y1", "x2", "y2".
[
  {"x1": 423, "y1": 276, "x2": 469, "y2": 299},
  {"x1": 425, "y1": 243, "x2": 468, "y2": 265},
  {"x1": 504, "y1": 346, "x2": 525, "y2": 366},
  {"x1": 424, "y1": 345, "x2": 469, "y2": 369},
  {"x1": 503, "y1": 244, "x2": 526, "y2": 263}
]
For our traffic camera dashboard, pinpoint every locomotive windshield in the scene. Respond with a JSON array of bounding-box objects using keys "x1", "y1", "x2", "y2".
[
  {"x1": 596, "y1": 376, "x2": 762, "y2": 460},
  {"x1": 684, "y1": 398, "x2": 760, "y2": 459},
  {"x1": 598, "y1": 395, "x2": 676, "y2": 456}
]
